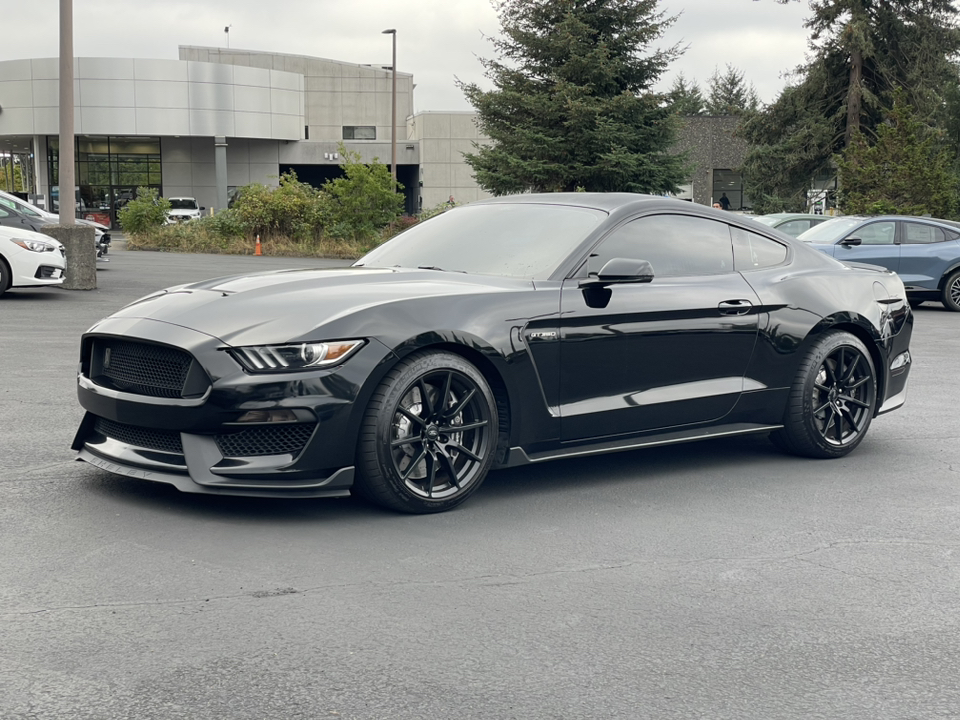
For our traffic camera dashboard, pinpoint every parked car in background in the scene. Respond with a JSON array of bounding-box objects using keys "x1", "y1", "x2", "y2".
[
  {"x1": 166, "y1": 197, "x2": 204, "y2": 223},
  {"x1": 798, "y1": 215, "x2": 960, "y2": 310},
  {"x1": 73, "y1": 194, "x2": 913, "y2": 513},
  {"x1": 753, "y1": 213, "x2": 832, "y2": 237},
  {"x1": 0, "y1": 225, "x2": 65, "y2": 296},
  {"x1": 0, "y1": 189, "x2": 110, "y2": 257},
  {"x1": 0, "y1": 203, "x2": 57, "y2": 234}
]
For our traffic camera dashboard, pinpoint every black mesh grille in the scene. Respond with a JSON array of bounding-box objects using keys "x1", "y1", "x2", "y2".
[
  {"x1": 95, "y1": 417, "x2": 184, "y2": 454},
  {"x1": 99, "y1": 340, "x2": 193, "y2": 398},
  {"x1": 215, "y1": 423, "x2": 316, "y2": 457}
]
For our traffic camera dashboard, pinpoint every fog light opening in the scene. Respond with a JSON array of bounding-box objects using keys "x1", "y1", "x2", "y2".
[{"x1": 890, "y1": 351, "x2": 911, "y2": 371}]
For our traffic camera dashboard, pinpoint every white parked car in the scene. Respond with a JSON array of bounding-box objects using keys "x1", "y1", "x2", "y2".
[
  {"x1": 0, "y1": 189, "x2": 111, "y2": 259},
  {"x1": 0, "y1": 225, "x2": 66, "y2": 296},
  {"x1": 166, "y1": 197, "x2": 204, "y2": 223}
]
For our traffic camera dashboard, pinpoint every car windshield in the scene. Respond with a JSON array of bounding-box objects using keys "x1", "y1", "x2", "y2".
[
  {"x1": 797, "y1": 217, "x2": 864, "y2": 244},
  {"x1": 356, "y1": 203, "x2": 607, "y2": 279},
  {"x1": 752, "y1": 216, "x2": 781, "y2": 226},
  {"x1": 169, "y1": 199, "x2": 198, "y2": 210}
]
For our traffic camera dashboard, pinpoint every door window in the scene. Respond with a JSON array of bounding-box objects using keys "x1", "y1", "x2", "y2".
[
  {"x1": 588, "y1": 215, "x2": 734, "y2": 278},
  {"x1": 902, "y1": 223, "x2": 946, "y2": 244},
  {"x1": 849, "y1": 222, "x2": 895, "y2": 245}
]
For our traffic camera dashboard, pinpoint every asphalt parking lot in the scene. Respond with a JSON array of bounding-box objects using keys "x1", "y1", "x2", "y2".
[{"x1": 3, "y1": 244, "x2": 959, "y2": 719}]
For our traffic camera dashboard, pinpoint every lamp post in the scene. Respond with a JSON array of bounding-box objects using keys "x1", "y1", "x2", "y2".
[
  {"x1": 382, "y1": 28, "x2": 397, "y2": 185},
  {"x1": 59, "y1": 0, "x2": 75, "y2": 226}
]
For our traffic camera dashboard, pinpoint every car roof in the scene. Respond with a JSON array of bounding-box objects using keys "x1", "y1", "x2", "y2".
[
  {"x1": 760, "y1": 213, "x2": 825, "y2": 219},
  {"x1": 818, "y1": 214, "x2": 959, "y2": 227},
  {"x1": 473, "y1": 192, "x2": 670, "y2": 213}
]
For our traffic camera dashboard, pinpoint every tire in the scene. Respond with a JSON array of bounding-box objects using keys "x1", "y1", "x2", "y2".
[
  {"x1": 0, "y1": 257, "x2": 11, "y2": 297},
  {"x1": 770, "y1": 331, "x2": 877, "y2": 459},
  {"x1": 941, "y1": 270, "x2": 960, "y2": 312},
  {"x1": 354, "y1": 351, "x2": 499, "y2": 513}
]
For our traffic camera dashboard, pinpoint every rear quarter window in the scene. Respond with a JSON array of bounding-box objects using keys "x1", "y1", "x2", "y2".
[{"x1": 731, "y1": 227, "x2": 788, "y2": 270}]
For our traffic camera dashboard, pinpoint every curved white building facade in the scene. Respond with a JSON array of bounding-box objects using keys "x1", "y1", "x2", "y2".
[{"x1": 0, "y1": 46, "x2": 489, "y2": 225}]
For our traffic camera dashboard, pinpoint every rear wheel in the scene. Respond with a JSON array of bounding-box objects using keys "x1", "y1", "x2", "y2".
[
  {"x1": 0, "y1": 257, "x2": 11, "y2": 296},
  {"x1": 771, "y1": 331, "x2": 877, "y2": 458},
  {"x1": 941, "y1": 270, "x2": 960, "y2": 312},
  {"x1": 355, "y1": 351, "x2": 498, "y2": 513}
]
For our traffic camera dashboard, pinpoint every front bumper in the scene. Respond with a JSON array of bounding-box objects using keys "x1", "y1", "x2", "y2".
[
  {"x1": 73, "y1": 317, "x2": 396, "y2": 497},
  {"x1": 12, "y1": 246, "x2": 65, "y2": 288}
]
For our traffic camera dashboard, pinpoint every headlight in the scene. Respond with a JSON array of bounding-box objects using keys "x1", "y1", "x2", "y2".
[
  {"x1": 231, "y1": 340, "x2": 365, "y2": 372},
  {"x1": 13, "y1": 238, "x2": 56, "y2": 253}
]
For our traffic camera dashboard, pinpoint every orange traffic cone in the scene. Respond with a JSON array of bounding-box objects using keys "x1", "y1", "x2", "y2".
[{"x1": 254, "y1": 235, "x2": 262, "y2": 256}]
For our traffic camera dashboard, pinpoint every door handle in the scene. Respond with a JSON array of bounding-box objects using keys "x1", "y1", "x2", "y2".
[{"x1": 718, "y1": 299, "x2": 753, "y2": 315}]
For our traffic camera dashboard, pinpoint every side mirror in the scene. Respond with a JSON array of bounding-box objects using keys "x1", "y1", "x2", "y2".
[
  {"x1": 839, "y1": 236, "x2": 862, "y2": 247},
  {"x1": 199, "y1": 207, "x2": 206, "y2": 211},
  {"x1": 581, "y1": 258, "x2": 655, "y2": 287}
]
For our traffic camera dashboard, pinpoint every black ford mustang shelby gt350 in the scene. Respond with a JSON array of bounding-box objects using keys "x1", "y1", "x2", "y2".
[{"x1": 73, "y1": 194, "x2": 913, "y2": 513}]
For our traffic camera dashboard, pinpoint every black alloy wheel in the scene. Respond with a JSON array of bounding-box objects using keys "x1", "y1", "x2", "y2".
[
  {"x1": 771, "y1": 331, "x2": 877, "y2": 458},
  {"x1": 942, "y1": 270, "x2": 960, "y2": 312},
  {"x1": 355, "y1": 351, "x2": 498, "y2": 513}
]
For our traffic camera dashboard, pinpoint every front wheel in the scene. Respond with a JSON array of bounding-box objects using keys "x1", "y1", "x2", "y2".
[
  {"x1": 0, "y1": 257, "x2": 11, "y2": 296},
  {"x1": 771, "y1": 331, "x2": 877, "y2": 459},
  {"x1": 942, "y1": 270, "x2": 960, "y2": 312},
  {"x1": 354, "y1": 351, "x2": 499, "y2": 513}
]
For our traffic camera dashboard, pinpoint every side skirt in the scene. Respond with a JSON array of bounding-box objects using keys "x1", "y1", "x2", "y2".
[{"x1": 501, "y1": 422, "x2": 782, "y2": 468}]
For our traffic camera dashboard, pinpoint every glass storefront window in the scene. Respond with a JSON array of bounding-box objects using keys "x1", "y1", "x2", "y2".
[
  {"x1": 712, "y1": 169, "x2": 751, "y2": 212},
  {"x1": 48, "y1": 136, "x2": 162, "y2": 227}
]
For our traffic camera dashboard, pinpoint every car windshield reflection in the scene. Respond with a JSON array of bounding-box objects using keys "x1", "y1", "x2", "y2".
[{"x1": 357, "y1": 203, "x2": 607, "y2": 279}]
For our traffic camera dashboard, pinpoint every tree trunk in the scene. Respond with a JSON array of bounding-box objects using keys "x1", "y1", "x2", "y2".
[{"x1": 845, "y1": 47, "x2": 863, "y2": 148}]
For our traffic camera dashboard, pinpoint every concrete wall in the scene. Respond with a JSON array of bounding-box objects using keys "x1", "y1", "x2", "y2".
[
  {"x1": 410, "y1": 111, "x2": 490, "y2": 209},
  {"x1": 675, "y1": 116, "x2": 748, "y2": 207},
  {"x1": 0, "y1": 57, "x2": 304, "y2": 140},
  {"x1": 162, "y1": 137, "x2": 281, "y2": 212},
  {"x1": 180, "y1": 47, "x2": 412, "y2": 148}
]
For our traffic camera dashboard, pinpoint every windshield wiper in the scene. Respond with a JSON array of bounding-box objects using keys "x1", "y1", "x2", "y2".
[{"x1": 417, "y1": 265, "x2": 467, "y2": 273}]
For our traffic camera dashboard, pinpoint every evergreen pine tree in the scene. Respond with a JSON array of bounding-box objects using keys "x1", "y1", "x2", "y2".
[
  {"x1": 705, "y1": 64, "x2": 759, "y2": 115},
  {"x1": 666, "y1": 73, "x2": 706, "y2": 116},
  {"x1": 836, "y1": 90, "x2": 958, "y2": 217},
  {"x1": 740, "y1": 0, "x2": 960, "y2": 212},
  {"x1": 461, "y1": 0, "x2": 689, "y2": 194}
]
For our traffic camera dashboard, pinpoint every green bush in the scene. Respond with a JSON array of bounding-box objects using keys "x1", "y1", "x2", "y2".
[
  {"x1": 196, "y1": 208, "x2": 245, "y2": 239},
  {"x1": 325, "y1": 145, "x2": 404, "y2": 242},
  {"x1": 117, "y1": 188, "x2": 170, "y2": 234},
  {"x1": 231, "y1": 172, "x2": 332, "y2": 239}
]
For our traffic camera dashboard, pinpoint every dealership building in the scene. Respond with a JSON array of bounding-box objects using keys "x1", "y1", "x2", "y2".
[
  {"x1": 0, "y1": 44, "x2": 756, "y2": 226},
  {"x1": 0, "y1": 45, "x2": 491, "y2": 226}
]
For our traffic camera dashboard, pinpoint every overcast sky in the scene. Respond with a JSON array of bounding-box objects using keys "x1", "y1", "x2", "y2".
[{"x1": 5, "y1": 0, "x2": 813, "y2": 112}]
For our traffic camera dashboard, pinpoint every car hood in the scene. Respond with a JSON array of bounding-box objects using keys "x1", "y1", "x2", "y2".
[{"x1": 100, "y1": 266, "x2": 533, "y2": 345}]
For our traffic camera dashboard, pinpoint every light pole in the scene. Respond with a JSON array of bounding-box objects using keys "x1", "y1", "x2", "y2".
[
  {"x1": 225, "y1": 25, "x2": 232, "y2": 48},
  {"x1": 382, "y1": 29, "x2": 397, "y2": 185},
  {"x1": 59, "y1": 0, "x2": 75, "y2": 225}
]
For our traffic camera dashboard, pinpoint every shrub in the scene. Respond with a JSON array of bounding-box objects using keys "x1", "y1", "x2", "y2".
[
  {"x1": 325, "y1": 145, "x2": 405, "y2": 242},
  {"x1": 196, "y1": 208, "x2": 245, "y2": 239},
  {"x1": 117, "y1": 188, "x2": 170, "y2": 235},
  {"x1": 231, "y1": 172, "x2": 332, "y2": 239}
]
